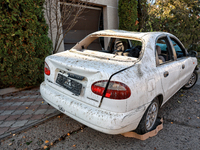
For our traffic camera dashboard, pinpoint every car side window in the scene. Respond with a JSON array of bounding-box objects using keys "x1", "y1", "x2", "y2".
[
  {"x1": 156, "y1": 37, "x2": 174, "y2": 65},
  {"x1": 170, "y1": 38, "x2": 186, "y2": 58}
]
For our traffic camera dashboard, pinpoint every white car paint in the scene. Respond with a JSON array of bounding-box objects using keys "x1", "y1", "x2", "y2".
[{"x1": 40, "y1": 30, "x2": 198, "y2": 134}]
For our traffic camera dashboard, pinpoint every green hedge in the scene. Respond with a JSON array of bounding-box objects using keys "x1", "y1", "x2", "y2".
[
  {"x1": 118, "y1": 0, "x2": 138, "y2": 31},
  {"x1": 0, "y1": 0, "x2": 52, "y2": 88}
]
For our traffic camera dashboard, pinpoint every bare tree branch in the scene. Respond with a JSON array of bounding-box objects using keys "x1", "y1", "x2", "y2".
[{"x1": 45, "y1": 0, "x2": 89, "y2": 54}]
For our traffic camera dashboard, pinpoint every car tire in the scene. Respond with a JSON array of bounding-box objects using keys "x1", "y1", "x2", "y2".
[
  {"x1": 182, "y1": 70, "x2": 198, "y2": 90},
  {"x1": 135, "y1": 98, "x2": 159, "y2": 134}
]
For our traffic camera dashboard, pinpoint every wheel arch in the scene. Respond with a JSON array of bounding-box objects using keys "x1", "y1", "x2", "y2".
[
  {"x1": 195, "y1": 65, "x2": 199, "y2": 71},
  {"x1": 156, "y1": 94, "x2": 163, "y2": 108},
  {"x1": 136, "y1": 94, "x2": 162, "y2": 134}
]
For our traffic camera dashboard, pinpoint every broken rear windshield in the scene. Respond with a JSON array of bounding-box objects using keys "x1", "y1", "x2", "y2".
[
  {"x1": 72, "y1": 36, "x2": 143, "y2": 59},
  {"x1": 86, "y1": 37, "x2": 142, "y2": 58}
]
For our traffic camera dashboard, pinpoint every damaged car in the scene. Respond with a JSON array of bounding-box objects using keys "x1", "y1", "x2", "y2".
[{"x1": 40, "y1": 30, "x2": 198, "y2": 134}]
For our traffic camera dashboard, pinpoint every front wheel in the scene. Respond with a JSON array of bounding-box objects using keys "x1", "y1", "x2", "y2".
[
  {"x1": 135, "y1": 98, "x2": 159, "y2": 134},
  {"x1": 182, "y1": 70, "x2": 198, "y2": 90}
]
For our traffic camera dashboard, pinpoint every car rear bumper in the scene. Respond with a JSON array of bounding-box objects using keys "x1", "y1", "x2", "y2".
[{"x1": 40, "y1": 81, "x2": 148, "y2": 134}]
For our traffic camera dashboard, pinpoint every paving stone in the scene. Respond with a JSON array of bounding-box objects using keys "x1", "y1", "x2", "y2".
[
  {"x1": 26, "y1": 91, "x2": 35, "y2": 93},
  {"x1": 27, "y1": 105, "x2": 39, "y2": 110},
  {"x1": 11, "y1": 98, "x2": 27, "y2": 102},
  {"x1": 12, "y1": 110, "x2": 26, "y2": 115},
  {"x1": 11, "y1": 120, "x2": 28, "y2": 127},
  {"x1": 34, "y1": 109, "x2": 47, "y2": 115},
  {"x1": 0, "y1": 110, "x2": 4, "y2": 114},
  {"x1": 41, "y1": 101, "x2": 48, "y2": 105},
  {"x1": 10, "y1": 96, "x2": 21, "y2": 99},
  {"x1": 45, "y1": 109, "x2": 57, "y2": 115},
  {"x1": 21, "y1": 102, "x2": 33, "y2": 106},
  {"x1": 35, "y1": 92, "x2": 40, "y2": 95},
  {"x1": 18, "y1": 115, "x2": 32, "y2": 120},
  {"x1": 35, "y1": 98, "x2": 44, "y2": 102},
  {"x1": 26, "y1": 98, "x2": 37, "y2": 102},
  {"x1": 11, "y1": 102, "x2": 24, "y2": 106},
  {"x1": 8, "y1": 127, "x2": 20, "y2": 132},
  {"x1": 20, "y1": 96, "x2": 30, "y2": 99},
  {"x1": 1, "y1": 110, "x2": 15, "y2": 115},
  {"x1": 29, "y1": 95, "x2": 40, "y2": 98},
  {"x1": 6, "y1": 99, "x2": 15, "y2": 102},
  {"x1": 25, "y1": 93, "x2": 35, "y2": 96},
  {"x1": 31, "y1": 101, "x2": 43, "y2": 105},
  {"x1": 7, "y1": 99, "x2": 16, "y2": 102},
  {"x1": 4, "y1": 106, "x2": 18, "y2": 110},
  {"x1": 7, "y1": 99, "x2": 18, "y2": 102},
  {"x1": 0, "y1": 115, "x2": 9, "y2": 121},
  {"x1": 1, "y1": 99, "x2": 9, "y2": 101},
  {"x1": 0, "y1": 121, "x2": 15, "y2": 127},
  {"x1": 2, "y1": 97, "x2": 11, "y2": 100},
  {"x1": 21, "y1": 91, "x2": 29, "y2": 93},
  {"x1": 48, "y1": 106, "x2": 55, "y2": 109},
  {"x1": 17, "y1": 93, "x2": 26, "y2": 96},
  {"x1": 38, "y1": 105, "x2": 49, "y2": 109},
  {"x1": 1, "y1": 102, "x2": 14, "y2": 107},
  {"x1": 23, "y1": 110, "x2": 35, "y2": 115},
  {"x1": 17, "y1": 106, "x2": 29, "y2": 110},
  {"x1": 26, "y1": 120, "x2": 38, "y2": 125},
  {"x1": 5, "y1": 115, "x2": 21, "y2": 121},
  {"x1": 0, "y1": 127, "x2": 9, "y2": 135},
  {"x1": 30, "y1": 114, "x2": 44, "y2": 120}
]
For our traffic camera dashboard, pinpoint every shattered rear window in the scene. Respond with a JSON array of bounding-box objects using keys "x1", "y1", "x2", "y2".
[{"x1": 86, "y1": 37, "x2": 142, "y2": 58}]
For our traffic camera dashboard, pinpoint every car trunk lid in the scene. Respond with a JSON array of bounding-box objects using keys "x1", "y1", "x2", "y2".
[{"x1": 45, "y1": 50, "x2": 137, "y2": 107}]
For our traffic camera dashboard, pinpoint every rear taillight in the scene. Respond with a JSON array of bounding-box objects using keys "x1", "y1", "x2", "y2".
[
  {"x1": 91, "y1": 80, "x2": 131, "y2": 100},
  {"x1": 44, "y1": 62, "x2": 50, "y2": 76}
]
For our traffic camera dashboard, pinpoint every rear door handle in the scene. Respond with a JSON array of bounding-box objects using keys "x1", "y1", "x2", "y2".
[
  {"x1": 182, "y1": 64, "x2": 185, "y2": 69},
  {"x1": 164, "y1": 71, "x2": 169, "y2": 77}
]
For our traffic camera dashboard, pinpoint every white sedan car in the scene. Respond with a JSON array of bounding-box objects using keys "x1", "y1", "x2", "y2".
[{"x1": 40, "y1": 30, "x2": 198, "y2": 134}]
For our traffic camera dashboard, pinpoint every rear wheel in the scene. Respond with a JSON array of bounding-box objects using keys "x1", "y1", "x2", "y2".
[
  {"x1": 135, "y1": 98, "x2": 159, "y2": 134},
  {"x1": 182, "y1": 70, "x2": 198, "y2": 89}
]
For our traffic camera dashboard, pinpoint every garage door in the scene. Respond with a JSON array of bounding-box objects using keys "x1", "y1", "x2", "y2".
[{"x1": 63, "y1": 6, "x2": 102, "y2": 50}]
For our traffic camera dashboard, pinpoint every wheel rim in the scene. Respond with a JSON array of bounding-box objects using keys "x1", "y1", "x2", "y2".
[
  {"x1": 145, "y1": 102, "x2": 158, "y2": 131},
  {"x1": 184, "y1": 72, "x2": 197, "y2": 88}
]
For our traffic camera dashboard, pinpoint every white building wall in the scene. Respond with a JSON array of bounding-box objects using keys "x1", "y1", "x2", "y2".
[{"x1": 88, "y1": 0, "x2": 119, "y2": 30}]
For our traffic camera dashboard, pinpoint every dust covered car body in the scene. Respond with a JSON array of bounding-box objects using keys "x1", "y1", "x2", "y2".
[{"x1": 40, "y1": 30, "x2": 198, "y2": 134}]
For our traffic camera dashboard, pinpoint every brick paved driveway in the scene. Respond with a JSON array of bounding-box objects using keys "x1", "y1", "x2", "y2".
[{"x1": 0, "y1": 87, "x2": 60, "y2": 139}]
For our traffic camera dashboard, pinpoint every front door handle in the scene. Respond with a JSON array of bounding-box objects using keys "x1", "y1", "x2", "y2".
[
  {"x1": 182, "y1": 64, "x2": 185, "y2": 69},
  {"x1": 164, "y1": 71, "x2": 169, "y2": 77}
]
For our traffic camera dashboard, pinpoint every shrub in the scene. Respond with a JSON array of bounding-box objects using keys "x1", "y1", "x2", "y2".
[
  {"x1": 0, "y1": 0, "x2": 52, "y2": 88},
  {"x1": 118, "y1": 0, "x2": 138, "y2": 31}
]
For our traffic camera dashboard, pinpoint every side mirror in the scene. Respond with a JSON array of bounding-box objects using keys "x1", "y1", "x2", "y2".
[{"x1": 188, "y1": 50, "x2": 198, "y2": 57}]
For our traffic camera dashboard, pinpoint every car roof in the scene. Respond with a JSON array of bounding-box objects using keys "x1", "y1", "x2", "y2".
[{"x1": 90, "y1": 30, "x2": 172, "y2": 40}]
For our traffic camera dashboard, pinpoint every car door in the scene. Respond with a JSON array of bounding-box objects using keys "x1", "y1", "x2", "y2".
[
  {"x1": 156, "y1": 35, "x2": 181, "y2": 103},
  {"x1": 169, "y1": 37, "x2": 193, "y2": 88}
]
